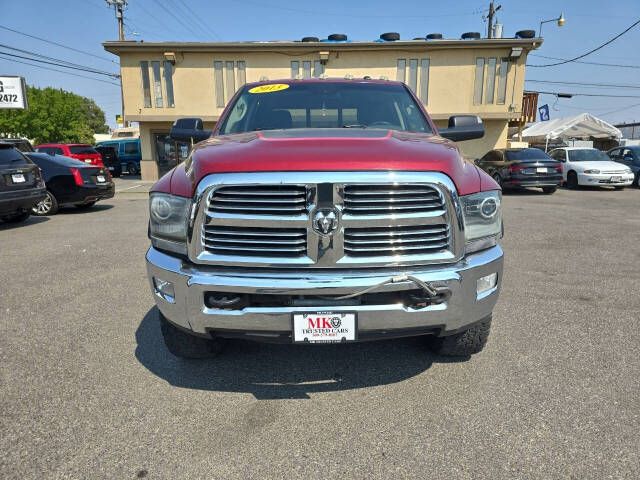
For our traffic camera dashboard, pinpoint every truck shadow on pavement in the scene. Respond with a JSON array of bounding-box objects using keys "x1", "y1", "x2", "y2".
[{"x1": 135, "y1": 307, "x2": 466, "y2": 399}]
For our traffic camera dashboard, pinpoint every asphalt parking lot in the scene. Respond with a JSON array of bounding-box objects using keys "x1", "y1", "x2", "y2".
[{"x1": 1, "y1": 186, "x2": 639, "y2": 479}]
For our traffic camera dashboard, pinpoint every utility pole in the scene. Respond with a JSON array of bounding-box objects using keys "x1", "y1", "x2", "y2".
[
  {"x1": 106, "y1": 0, "x2": 128, "y2": 127},
  {"x1": 106, "y1": 0, "x2": 127, "y2": 40},
  {"x1": 487, "y1": 2, "x2": 501, "y2": 38}
]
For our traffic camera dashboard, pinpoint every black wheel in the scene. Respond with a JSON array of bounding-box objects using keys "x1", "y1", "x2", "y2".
[
  {"x1": 301, "y1": 36, "x2": 319, "y2": 42},
  {"x1": 160, "y1": 311, "x2": 222, "y2": 359},
  {"x1": 426, "y1": 33, "x2": 443, "y2": 40},
  {"x1": 1, "y1": 211, "x2": 30, "y2": 223},
  {"x1": 636, "y1": 173, "x2": 640, "y2": 188},
  {"x1": 32, "y1": 190, "x2": 58, "y2": 216},
  {"x1": 461, "y1": 31, "x2": 481, "y2": 40},
  {"x1": 380, "y1": 32, "x2": 400, "y2": 41},
  {"x1": 567, "y1": 171, "x2": 579, "y2": 189},
  {"x1": 328, "y1": 33, "x2": 347, "y2": 41},
  {"x1": 516, "y1": 29, "x2": 536, "y2": 39},
  {"x1": 542, "y1": 186, "x2": 557, "y2": 194},
  {"x1": 75, "y1": 201, "x2": 96, "y2": 210},
  {"x1": 427, "y1": 317, "x2": 492, "y2": 357},
  {"x1": 492, "y1": 172, "x2": 503, "y2": 188},
  {"x1": 127, "y1": 162, "x2": 138, "y2": 175}
]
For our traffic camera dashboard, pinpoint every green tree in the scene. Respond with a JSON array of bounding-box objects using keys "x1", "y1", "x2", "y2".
[{"x1": 0, "y1": 85, "x2": 109, "y2": 144}]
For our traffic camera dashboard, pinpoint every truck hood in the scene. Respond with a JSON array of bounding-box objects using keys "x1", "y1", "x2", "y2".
[{"x1": 158, "y1": 129, "x2": 491, "y2": 197}]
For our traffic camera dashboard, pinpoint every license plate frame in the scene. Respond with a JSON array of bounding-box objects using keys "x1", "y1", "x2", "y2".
[
  {"x1": 610, "y1": 176, "x2": 622, "y2": 182},
  {"x1": 536, "y1": 167, "x2": 547, "y2": 173},
  {"x1": 11, "y1": 173, "x2": 26, "y2": 183},
  {"x1": 96, "y1": 175, "x2": 106, "y2": 183},
  {"x1": 292, "y1": 312, "x2": 358, "y2": 344}
]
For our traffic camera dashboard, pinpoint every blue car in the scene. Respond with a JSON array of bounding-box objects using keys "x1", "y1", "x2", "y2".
[
  {"x1": 607, "y1": 146, "x2": 640, "y2": 188},
  {"x1": 95, "y1": 138, "x2": 141, "y2": 175}
]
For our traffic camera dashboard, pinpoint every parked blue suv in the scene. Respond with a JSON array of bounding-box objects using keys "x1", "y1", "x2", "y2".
[
  {"x1": 95, "y1": 139, "x2": 141, "y2": 175},
  {"x1": 607, "y1": 146, "x2": 640, "y2": 188}
]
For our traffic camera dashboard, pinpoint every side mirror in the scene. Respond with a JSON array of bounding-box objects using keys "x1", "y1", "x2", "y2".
[
  {"x1": 169, "y1": 117, "x2": 212, "y2": 144},
  {"x1": 439, "y1": 115, "x2": 484, "y2": 142}
]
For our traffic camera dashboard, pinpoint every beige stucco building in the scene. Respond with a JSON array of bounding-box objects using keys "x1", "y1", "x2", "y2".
[{"x1": 103, "y1": 37, "x2": 541, "y2": 181}]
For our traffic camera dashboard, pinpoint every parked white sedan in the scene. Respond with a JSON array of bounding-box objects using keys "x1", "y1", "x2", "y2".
[{"x1": 548, "y1": 147, "x2": 634, "y2": 189}]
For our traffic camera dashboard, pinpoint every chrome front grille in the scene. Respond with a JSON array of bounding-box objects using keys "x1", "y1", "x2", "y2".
[
  {"x1": 191, "y1": 172, "x2": 463, "y2": 268},
  {"x1": 343, "y1": 184, "x2": 443, "y2": 214},
  {"x1": 208, "y1": 185, "x2": 307, "y2": 215},
  {"x1": 344, "y1": 224, "x2": 449, "y2": 257},
  {"x1": 203, "y1": 225, "x2": 307, "y2": 257}
]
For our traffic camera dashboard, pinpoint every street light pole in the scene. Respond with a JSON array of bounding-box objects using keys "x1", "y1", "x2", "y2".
[{"x1": 539, "y1": 13, "x2": 565, "y2": 37}]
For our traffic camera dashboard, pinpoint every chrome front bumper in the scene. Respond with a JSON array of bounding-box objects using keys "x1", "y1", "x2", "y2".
[{"x1": 146, "y1": 245, "x2": 503, "y2": 340}]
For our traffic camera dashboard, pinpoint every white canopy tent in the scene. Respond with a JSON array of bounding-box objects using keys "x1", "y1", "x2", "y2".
[{"x1": 520, "y1": 113, "x2": 622, "y2": 151}]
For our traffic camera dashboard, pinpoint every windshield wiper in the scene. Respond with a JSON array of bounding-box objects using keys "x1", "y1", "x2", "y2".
[{"x1": 342, "y1": 124, "x2": 367, "y2": 129}]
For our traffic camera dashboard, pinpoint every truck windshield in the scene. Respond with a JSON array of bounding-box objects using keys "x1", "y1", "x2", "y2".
[
  {"x1": 568, "y1": 149, "x2": 610, "y2": 162},
  {"x1": 219, "y1": 82, "x2": 433, "y2": 135}
]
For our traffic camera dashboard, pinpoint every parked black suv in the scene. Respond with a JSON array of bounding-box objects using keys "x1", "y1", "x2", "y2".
[
  {"x1": 475, "y1": 148, "x2": 563, "y2": 194},
  {"x1": 94, "y1": 145, "x2": 121, "y2": 177},
  {"x1": 0, "y1": 137, "x2": 35, "y2": 153},
  {"x1": 0, "y1": 143, "x2": 46, "y2": 223}
]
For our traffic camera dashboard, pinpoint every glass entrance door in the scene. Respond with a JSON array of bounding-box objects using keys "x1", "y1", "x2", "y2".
[{"x1": 154, "y1": 134, "x2": 190, "y2": 176}]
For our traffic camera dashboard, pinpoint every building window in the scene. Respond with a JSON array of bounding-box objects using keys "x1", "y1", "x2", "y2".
[
  {"x1": 140, "y1": 61, "x2": 151, "y2": 108},
  {"x1": 302, "y1": 61, "x2": 312, "y2": 79},
  {"x1": 408, "y1": 59, "x2": 418, "y2": 92},
  {"x1": 473, "y1": 58, "x2": 485, "y2": 105},
  {"x1": 291, "y1": 61, "x2": 300, "y2": 78},
  {"x1": 396, "y1": 59, "x2": 406, "y2": 82},
  {"x1": 225, "y1": 61, "x2": 235, "y2": 101},
  {"x1": 237, "y1": 61, "x2": 246, "y2": 88},
  {"x1": 163, "y1": 61, "x2": 175, "y2": 107},
  {"x1": 214, "y1": 61, "x2": 225, "y2": 107},
  {"x1": 485, "y1": 58, "x2": 497, "y2": 104},
  {"x1": 151, "y1": 61, "x2": 163, "y2": 107},
  {"x1": 419, "y1": 58, "x2": 430, "y2": 104},
  {"x1": 313, "y1": 60, "x2": 323, "y2": 77},
  {"x1": 496, "y1": 58, "x2": 509, "y2": 104}
]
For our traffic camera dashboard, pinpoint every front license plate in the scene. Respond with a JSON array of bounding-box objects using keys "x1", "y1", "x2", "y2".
[
  {"x1": 96, "y1": 175, "x2": 106, "y2": 183},
  {"x1": 537, "y1": 167, "x2": 547, "y2": 173},
  {"x1": 11, "y1": 173, "x2": 26, "y2": 183},
  {"x1": 292, "y1": 312, "x2": 357, "y2": 343},
  {"x1": 610, "y1": 176, "x2": 621, "y2": 182}
]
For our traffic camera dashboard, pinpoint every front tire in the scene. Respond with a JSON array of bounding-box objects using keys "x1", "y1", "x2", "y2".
[
  {"x1": 160, "y1": 311, "x2": 221, "y2": 359},
  {"x1": 542, "y1": 186, "x2": 557, "y2": 194},
  {"x1": 427, "y1": 317, "x2": 492, "y2": 356},
  {"x1": 567, "y1": 171, "x2": 579, "y2": 189},
  {"x1": 1, "y1": 211, "x2": 30, "y2": 223},
  {"x1": 127, "y1": 162, "x2": 138, "y2": 175},
  {"x1": 32, "y1": 191, "x2": 59, "y2": 216},
  {"x1": 492, "y1": 173, "x2": 503, "y2": 188}
]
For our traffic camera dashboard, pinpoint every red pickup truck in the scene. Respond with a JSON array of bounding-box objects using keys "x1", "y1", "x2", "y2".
[{"x1": 146, "y1": 79, "x2": 503, "y2": 359}]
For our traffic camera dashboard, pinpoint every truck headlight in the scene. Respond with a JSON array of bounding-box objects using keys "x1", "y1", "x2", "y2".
[
  {"x1": 461, "y1": 190, "x2": 502, "y2": 254},
  {"x1": 149, "y1": 192, "x2": 191, "y2": 255}
]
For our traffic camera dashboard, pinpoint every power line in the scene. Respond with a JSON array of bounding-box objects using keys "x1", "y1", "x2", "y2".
[
  {"x1": 530, "y1": 90, "x2": 640, "y2": 98},
  {"x1": 0, "y1": 56, "x2": 120, "y2": 86},
  {"x1": 174, "y1": 0, "x2": 221, "y2": 40},
  {"x1": 0, "y1": 51, "x2": 119, "y2": 78},
  {"x1": 598, "y1": 101, "x2": 640, "y2": 117},
  {"x1": 529, "y1": 53, "x2": 640, "y2": 69},
  {"x1": 528, "y1": 19, "x2": 640, "y2": 67},
  {"x1": 0, "y1": 44, "x2": 118, "y2": 76},
  {"x1": 150, "y1": 0, "x2": 206, "y2": 40},
  {"x1": 526, "y1": 79, "x2": 640, "y2": 89},
  {"x1": 0, "y1": 24, "x2": 116, "y2": 64}
]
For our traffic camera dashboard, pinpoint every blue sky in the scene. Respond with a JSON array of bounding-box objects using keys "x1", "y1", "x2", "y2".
[{"x1": 2, "y1": 0, "x2": 639, "y2": 129}]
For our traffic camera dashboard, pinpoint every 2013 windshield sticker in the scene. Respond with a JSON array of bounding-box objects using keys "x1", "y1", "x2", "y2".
[{"x1": 248, "y1": 84, "x2": 290, "y2": 94}]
